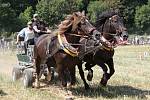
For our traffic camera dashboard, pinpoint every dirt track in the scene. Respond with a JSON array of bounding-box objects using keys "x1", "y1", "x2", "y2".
[
  {"x1": 0, "y1": 52, "x2": 17, "y2": 76},
  {"x1": 0, "y1": 51, "x2": 73, "y2": 100}
]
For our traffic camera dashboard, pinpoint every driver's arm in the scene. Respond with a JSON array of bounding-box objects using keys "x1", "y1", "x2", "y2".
[
  {"x1": 16, "y1": 28, "x2": 25, "y2": 43},
  {"x1": 45, "y1": 27, "x2": 52, "y2": 33},
  {"x1": 32, "y1": 21, "x2": 41, "y2": 33},
  {"x1": 33, "y1": 26, "x2": 41, "y2": 33}
]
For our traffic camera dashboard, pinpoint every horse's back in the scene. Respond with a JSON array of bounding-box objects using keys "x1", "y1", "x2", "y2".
[
  {"x1": 36, "y1": 34, "x2": 50, "y2": 45},
  {"x1": 35, "y1": 32, "x2": 57, "y2": 46}
]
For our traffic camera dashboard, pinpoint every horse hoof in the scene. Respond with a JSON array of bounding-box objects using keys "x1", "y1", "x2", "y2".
[
  {"x1": 35, "y1": 84, "x2": 40, "y2": 88},
  {"x1": 100, "y1": 77, "x2": 108, "y2": 87},
  {"x1": 34, "y1": 82, "x2": 40, "y2": 88},
  {"x1": 67, "y1": 83, "x2": 75, "y2": 88},
  {"x1": 46, "y1": 75, "x2": 52, "y2": 82},
  {"x1": 85, "y1": 84, "x2": 90, "y2": 90},
  {"x1": 65, "y1": 96, "x2": 74, "y2": 100},
  {"x1": 100, "y1": 80, "x2": 107, "y2": 87},
  {"x1": 99, "y1": 82, "x2": 106, "y2": 87},
  {"x1": 99, "y1": 84, "x2": 108, "y2": 91},
  {"x1": 62, "y1": 82, "x2": 67, "y2": 88},
  {"x1": 67, "y1": 83, "x2": 72, "y2": 88}
]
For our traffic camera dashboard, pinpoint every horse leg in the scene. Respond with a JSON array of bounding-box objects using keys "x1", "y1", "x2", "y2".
[
  {"x1": 85, "y1": 62, "x2": 95, "y2": 81},
  {"x1": 57, "y1": 63, "x2": 67, "y2": 87},
  {"x1": 46, "y1": 63, "x2": 52, "y2": 82},
  {"x1": 97, "y1": 62, "x2": 109, "y2": 86},
  {"x1": 46, "y1": 57, "x2": 56, "y2": 82},
  {"x1": 34, "y1": 57, "x2": 41, "y2": 88},
  {"x1": 77, "y1": 61, "x2": 90, "y2": 90},
  {"x1": 68, "y1": 65, "x2": 76, "y2": 86},
  {"x1": 105, "y1": 58, "x2": 115, "y2": 83}
]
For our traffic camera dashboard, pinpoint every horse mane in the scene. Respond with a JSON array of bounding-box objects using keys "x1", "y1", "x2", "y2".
[
  {"x1": 58, "y1": 12, "x2": 85, "y2": 34},
  {"x1": 58, "y1": 15, "x2": 74, "y2": 34},
  {"x1": 95, "y1": 10, "x2": 119, "y2": 27}
]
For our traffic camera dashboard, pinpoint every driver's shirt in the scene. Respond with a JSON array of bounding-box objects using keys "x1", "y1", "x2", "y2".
[
  {"x1": 32, "y1": 20, "x2": 48, "y2": 37},
  {"x1": 18, "y1": 27, "x2": 35, "y2": 42}
]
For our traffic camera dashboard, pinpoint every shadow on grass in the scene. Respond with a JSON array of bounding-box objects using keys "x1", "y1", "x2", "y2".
[
  {"x1": 38, "y1": 75, "x2": 61, "y2": 89},
  {"x1": 68, "y1": 85, "x2": 150, "y2": 99},
  {"x1": 0, "y1": 90, "x2": 7, "y2": 96},
  {"x1": 33, "y1": 76, "x2": 150, "y2": 99}
]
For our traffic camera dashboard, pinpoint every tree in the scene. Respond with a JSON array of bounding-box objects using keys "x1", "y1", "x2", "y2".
[
  {"x1": 0, "y1": 0, "x2": 36, "y2": 33},
  {"x1": 0, "y1": 0, "x2": 18, "y2": 32},
  {"x1": 135, "y1": 0, "x2": 150, "y2": 34},
  {"x1": 19, "y1": 6, "x2": 34, "y2": 27},
  {"x1": 36, "y1": 0, "x2": 82, "y2": 27},
  {"x1": 81, "y1": 0, "x2": 90, "y2": 14},
  {"x1": 1, "y1": 0, "x2": 38, "y2": 15},
  {"x1": 87, "y1": 0, "x2": 120, "y2": 23},
  {"x1": 118, "y1": 0, "x2": 148, "y2": 29}
]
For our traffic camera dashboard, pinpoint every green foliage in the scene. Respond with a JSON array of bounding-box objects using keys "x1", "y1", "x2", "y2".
[
  {"x1": 1, "y1": 0, "x2": 37, "y2": 15},
  {"x1": 19, "y1": 6, "x2": 34, "y2": 27},
  {"x1": 0, "y1": 0, "x2": 149, "y2": 35},
  {"x1": 88, "y1": 0, "x2": 120, "y2": 23},
  {"x1": 135, "y1": 0, "x2": 150, "y2": 34},
  {"x1": 36, "y1": 0, "x2": 82, "y2": 27},
  {"x1": 0, "y1": 0, "x2": 18, "y2": 32},
  {"x1": 119, "y1": 0, "x2": 148, "y2": 28}
]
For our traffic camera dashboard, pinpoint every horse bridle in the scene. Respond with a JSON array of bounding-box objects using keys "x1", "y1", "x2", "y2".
[
  {"x1": 68, "y1": 26, "x2": 96, "y2": 38},
  {"x1": 101, "y1": 15, "x2": 121, "y2": 43}
]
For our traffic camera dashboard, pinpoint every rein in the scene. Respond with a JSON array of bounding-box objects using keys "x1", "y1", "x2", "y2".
[
  {"x1": 99, "y1": 18, "x2": 119, "y2": 50},
  {"x1": 68, "y1": 27, "x2": 96, "y2": 38},
  {"x1": 67, "y1": 27, "x2": 96, "y2": 46},
  {"x1": 68, "y1": 34, "x2": 88, "y2": 38},
  {"x1": 103, "y1": 32, "x2": 118, "y2": 36}
]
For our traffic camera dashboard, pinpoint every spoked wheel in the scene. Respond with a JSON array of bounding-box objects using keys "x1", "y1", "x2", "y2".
[
  {"x1": 23, "y1": 69, "x2": 33, "y2": 88},
  {"x1": 12, "y1": 66, "x2": 22, "y2": 81}
]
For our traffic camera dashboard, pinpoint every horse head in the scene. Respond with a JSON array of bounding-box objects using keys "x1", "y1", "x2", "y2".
[
  {"x1": 107, "y1": 15, "x2": 128, "y2": 41},
  {"x1": 96, "y1": 10, "x2": 128, "y2": 47},
  {"x1": 58, "y1": 11, "x2": 96, "y2": 37}
]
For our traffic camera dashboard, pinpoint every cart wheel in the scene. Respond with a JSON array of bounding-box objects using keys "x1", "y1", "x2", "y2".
[
  {"x1": 12, "y1": 66, "x2": 22, "y2": 81},
  {"x1": 23, "y1": 69, "x2": 33, "y2": 88}
]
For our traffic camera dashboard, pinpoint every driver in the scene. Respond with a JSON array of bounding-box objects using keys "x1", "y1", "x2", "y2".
[
  {"x1": 16, "y1": 21, "x2": 35, "y2": 54},
  {"x1": 31, "y1": 14, "x2": 51, "y2": 38}
]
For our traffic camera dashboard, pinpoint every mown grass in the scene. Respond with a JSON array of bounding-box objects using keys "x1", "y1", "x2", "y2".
[
  {"x1": 0, "y1": 74, "x2": 64, "y2": 100},
  {"x1": 0, "y1": 45, "x2": 150, "y2": 100},
  {"x1": 70, "y1": 45, "x2": 150, "y2": 100}
]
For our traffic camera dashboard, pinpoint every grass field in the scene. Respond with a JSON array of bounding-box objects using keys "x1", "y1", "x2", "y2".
[{"x1": 0, "y1": 45, "x2": 150, "y2": 100}]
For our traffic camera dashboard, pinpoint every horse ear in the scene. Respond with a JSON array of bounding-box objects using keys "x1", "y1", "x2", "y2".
[
  {"x1": 82, "y1": 11, "x2": 85, "y2": 16},
  {"x1": 73, "y1": 12, "x2": 79, "y2": 17}
]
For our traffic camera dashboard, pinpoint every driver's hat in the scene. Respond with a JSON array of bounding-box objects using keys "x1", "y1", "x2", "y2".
[
  {"x1": 27, "y1": 21, "x2": 32, "y2": 25},
  {"x1": 33, "y1": 14, "x2": 38, "y2": 18}
]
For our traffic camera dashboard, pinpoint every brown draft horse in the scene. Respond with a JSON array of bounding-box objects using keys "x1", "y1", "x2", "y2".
[
  {"x1": 34, "y1": 12, "x2": 100, "y2": 88},
  {"x1": 75, "y1": 10, "x2": 128, "y2": 88}
]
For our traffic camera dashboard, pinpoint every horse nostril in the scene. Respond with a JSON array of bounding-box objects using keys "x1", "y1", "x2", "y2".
[
  {"x1": 123, "y1": 35, "x2": 128, "y2": 37},
  {"x1": 123, "y1": 35, "x2": 128, "y2": 40}
]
